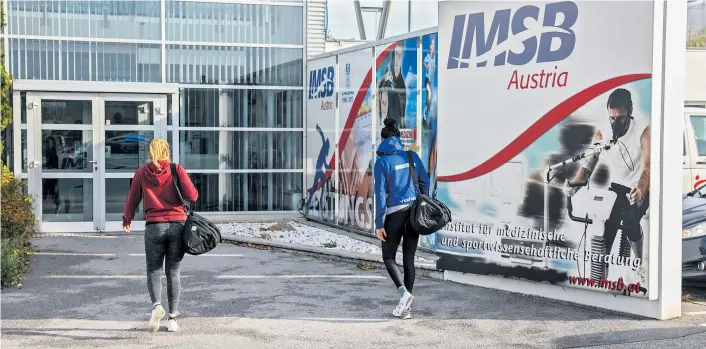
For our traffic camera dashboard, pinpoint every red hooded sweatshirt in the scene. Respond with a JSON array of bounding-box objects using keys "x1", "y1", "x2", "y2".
[{"x1": 122, "y1": 160, "x2": 199, "y2": 226}]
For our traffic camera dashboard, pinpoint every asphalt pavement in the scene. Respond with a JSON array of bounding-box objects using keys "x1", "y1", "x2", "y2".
[{"x1": 3, "y1": 234, "x2": 706, "y2": 349}]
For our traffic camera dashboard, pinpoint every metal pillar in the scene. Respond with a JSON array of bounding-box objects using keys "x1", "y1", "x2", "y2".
[
  {"x1": 241, "y1": 92, "x2": 249, "y2": 211},
  {"x1": 267, "y1": 93, "x2": 275, "y2": 210}
]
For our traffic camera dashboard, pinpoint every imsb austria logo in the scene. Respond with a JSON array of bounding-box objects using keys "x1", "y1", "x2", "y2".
[
  {"x1": 446, "y1": 1, "x2": 577, "y2": 90},
  {"x1": 345, "y1": 63, "x2": 351, "y2": 89},
  {"x1": 309, "y1": 66, "x2": 335, "y2": 111}
]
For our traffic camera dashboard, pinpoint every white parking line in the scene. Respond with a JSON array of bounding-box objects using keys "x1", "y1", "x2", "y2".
[
  {"x1": 685, "y1": 311, "x2": 706, "y2": 315},
  {"x1": 43, "y1": 275, "x2": 191, "y2": 279},
  {"x1": 128, "y1": 254, "x2": 244, "y2": 257},
  {"x1": 293, "y1": 317, "x2": 390, "y2": 322},
  {"x1": 32, "y1": 252, "x2": 244, "y2": 257},
  {"x1": 30, "y1": 252, "x2": 117, "y2": 257},
  {"x1": 216, "y1": 275, "x2": 385, "y2": 279},
  {"x1": 43, "y1": 274, "x2": 381, "y2": 280}
]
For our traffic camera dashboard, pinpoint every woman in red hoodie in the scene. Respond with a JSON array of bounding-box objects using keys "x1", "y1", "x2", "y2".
[{"x1": 122, "y1": 139, "x2": 198, "y2": 333}]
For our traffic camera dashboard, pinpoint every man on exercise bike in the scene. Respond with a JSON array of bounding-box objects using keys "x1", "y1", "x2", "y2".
[{"x1": 564, "y1": 88, "x2": 650, "y2": 285}]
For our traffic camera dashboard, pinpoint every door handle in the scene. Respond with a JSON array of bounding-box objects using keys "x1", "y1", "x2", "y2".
[
  {"x1": 698, "y1": 161, "x2": 706, "y2": 165},
  {"x1": 88, "y1": 160, "x2": 98, "y2": 164}
]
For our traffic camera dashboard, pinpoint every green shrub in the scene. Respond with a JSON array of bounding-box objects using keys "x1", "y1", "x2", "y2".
[
  {"x1": 1, "y1": 237, "x2": 29, "y2": 286},
  {"x1": 688, "y1": 26, "x2": 706, "y2": 48},
  {"x1": 1, "y1": 167, "x2": 35, "y2": 286}
]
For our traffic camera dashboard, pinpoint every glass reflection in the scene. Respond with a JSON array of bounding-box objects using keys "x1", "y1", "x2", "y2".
[
  {"x1": 105, "y1": 178, "x2": 145, "y2": 221},
  {"x1": 42, "y1": 100, "x2": 92, "y2": 124},
  {"x1": 42, "y1": 130, "x2": 93, "y2": 172},
  {"x1": 179, "y1": 131, "x2": 302, "y2": 170},
  {"x1": 105, "y1": 101, "x2": 154, "y2": 126},
  {"x1": 105, "y1": 131, "x2": 154, "y2": 171},
  {"x1": 42, "y1": 178, "x2": 93, "y2": 222},
  {"x1": 187, "y1": 172, "x2": 302, "y2": 212}
]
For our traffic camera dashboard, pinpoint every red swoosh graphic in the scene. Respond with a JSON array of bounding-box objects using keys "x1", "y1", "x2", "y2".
[
  {"x1": 438, "y1": 73, "x2": 652, "y2": 183},
  {"x1": 309, "y1": 42, "x2": 400, "y2": 192}
]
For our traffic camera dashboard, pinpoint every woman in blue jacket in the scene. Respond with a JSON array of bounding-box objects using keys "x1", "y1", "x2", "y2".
[{"x1": 374, "y1": 118, "x2": 430, "y2": 320}]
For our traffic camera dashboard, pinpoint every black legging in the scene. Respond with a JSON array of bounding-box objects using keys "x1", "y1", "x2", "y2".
[{"x1": 382, "y1": 207, "x2": 419, "y2": 292}]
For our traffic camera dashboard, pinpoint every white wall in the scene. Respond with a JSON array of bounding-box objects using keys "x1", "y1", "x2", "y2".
[
  {"x1": 306, "y1": 0, "x2": 326, "y2": 58},
  {"x1": 686, "y1": 49, "x2": 706, "y2": 103}
]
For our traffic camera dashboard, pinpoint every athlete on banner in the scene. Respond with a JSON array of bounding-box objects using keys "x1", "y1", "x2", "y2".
[
  {"x1": 308, "y1": 124, "x2": 332, "y2": 210},
  {"x1": 564, "y1": 88, "x2": 650, "y2": 286},
  {"x1": 423, "y1": 36, "x2": 436, "y2": 128}
]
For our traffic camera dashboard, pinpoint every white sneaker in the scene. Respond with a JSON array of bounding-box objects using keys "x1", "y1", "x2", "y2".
[
  {"x1": 392, "y1": 292, "x2": 414, "y2": 318},
  {"x1": 401, "y1": 306, "x2": 412, "y2": 320},
  {"x1": 167, "y1": 318, "x2": 179, "y2": 332},
  {"x1": 148, "y1": 305, "x2": 166, "y2": 333}
]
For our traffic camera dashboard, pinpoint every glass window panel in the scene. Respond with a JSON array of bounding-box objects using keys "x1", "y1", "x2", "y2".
[
  {"x1": 688, "y1": 3, "x2": 706, "y2": 48},
  {"x1": 106, "y1": 178, "x2": 145, "y2": 221},
  {"x1": 22, "y1": 130, "x2": 28, "y2": 173},
  {"x1": 41, "y1": 100, "x2": 92, "y2": 124},
  {"x1": 166, "y1": 45, "x2": 302, "y2": 86},
  {"x1": 246, "y1": 172, "x2": 302, "y2": 211},
  {"x1": 42, "y1": 178, "x2": 93, "y2": 222},
  {"x1": 10, "y1": 39, "x2": 161, "y2": 82},
  {"x1": 187, "y1": 172, "x2": 302, "y2": 212},
  {"x1": 21, "y1": 93, "x2": 27, "y2": 124},
  {"x1": 180, "y1": 89, "x2": 303, "y2": 128},
  {"x1": 691, "y1": 115, "x2": 706, "y2": 156},
  {"x1": 2, "y1": 126, "x2": 14, "y2": 173},
  {"x1": 7, "y1": 0, "x2": 161, "y2": 40},
  {"x1": 180, "y1": 131, "x2": 302, "y2": 170},
  {"x1": 166, "y1": 1, "x2": 303, "y2": 45},
  {"x1": 105, "y1": 101, "x2": 154, "y2": 126},
  {"x1": 105, "y1": 131, "x2": 154, "y2": 172},
  {"x1": 42, "y1": 130, "x2": 93, "y2": 173},
  {"x1": 168, "y1": 95, "x2": 173, "y2": 126},
  {"x1": 21, "y1": 179, "x2": 29, "y2": 196}
]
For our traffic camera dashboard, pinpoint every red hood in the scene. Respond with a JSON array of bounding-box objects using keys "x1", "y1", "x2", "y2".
[{"x1": 143, "y1": 160, "x2": 172, "y2": 187}]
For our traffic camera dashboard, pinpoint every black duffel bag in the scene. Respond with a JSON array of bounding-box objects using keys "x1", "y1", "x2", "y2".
[
  {"x1": 405, "y1": 152, "x2": 452, "y2": 235},
  {"x1": 171, "y1": 164, "x2": 222, "y2": 255}
]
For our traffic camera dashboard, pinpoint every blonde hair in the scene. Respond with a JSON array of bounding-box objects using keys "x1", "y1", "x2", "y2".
[{"x1": 148, "y1": 138, "x2": 171, "y2": 169}]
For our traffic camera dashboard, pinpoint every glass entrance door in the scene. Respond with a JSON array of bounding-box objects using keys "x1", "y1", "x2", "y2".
[
  {"x1": 102, "y1": 94, "x2": 168, "y2": 232},
  {"x1": 26, "y1": 93, "x2": 168, "y2": 233}
]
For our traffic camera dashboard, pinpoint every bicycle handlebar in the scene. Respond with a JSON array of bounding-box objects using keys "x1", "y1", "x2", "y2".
[
  {"x1": 566, "y1": 180, "x2": 592, "y2": 224},
  {"x1": 567, "y1": 180, "x2": 588, "y2": 188}
]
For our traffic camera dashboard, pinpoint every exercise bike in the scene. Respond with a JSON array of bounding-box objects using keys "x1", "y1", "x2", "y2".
[{"x1": 545, "y1": 140, "x2": 636, "y2": 282}]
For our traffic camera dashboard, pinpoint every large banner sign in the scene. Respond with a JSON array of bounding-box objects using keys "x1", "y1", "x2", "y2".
[
  {"x1": 306, "y1": 56, "x2": 337, "y2": 222},
  {"x1": 437, "y1": 1, "x2": 654, "y2": 296},
  {"x1": 337, "y1": 48, "x2": 375, "y2": 230},
  {"x1": 375, "y1": 39, "x2": 419, "y2": 150},
  {"x1": 420, "y1": 33, "x2": 439, "y2": 250}
]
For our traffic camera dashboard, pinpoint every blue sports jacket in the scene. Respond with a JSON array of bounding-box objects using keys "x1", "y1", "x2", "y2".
[{"x1": 373, "y1": 136, "x2": 430, "y2": 229}]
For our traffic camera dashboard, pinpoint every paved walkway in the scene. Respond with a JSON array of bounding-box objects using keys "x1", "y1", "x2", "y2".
[{"x1": 3, "y1": 234, "x2": 706, "y2": 349}]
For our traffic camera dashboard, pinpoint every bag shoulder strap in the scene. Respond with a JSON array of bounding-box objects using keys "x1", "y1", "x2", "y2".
[
  {"x1": 171, "y1": 163, "x2": 192, "y2": 214},
  {"x1": 405, "y1": 151, "x2": 419, "y2": 189}
]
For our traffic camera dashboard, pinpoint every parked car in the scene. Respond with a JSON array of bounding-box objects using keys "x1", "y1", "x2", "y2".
[{"x1": 682, "y1": 183, "x2": 706, "y2": 282}]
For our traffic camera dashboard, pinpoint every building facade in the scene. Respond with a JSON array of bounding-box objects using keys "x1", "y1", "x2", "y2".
[{"x1": 1, "y1": 0, "x2": 318, "y2": 232}]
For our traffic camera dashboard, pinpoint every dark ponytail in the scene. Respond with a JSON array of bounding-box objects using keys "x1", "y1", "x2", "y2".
[{"x1": 381, "y1": 118, "x2": 401, "y2": 139}]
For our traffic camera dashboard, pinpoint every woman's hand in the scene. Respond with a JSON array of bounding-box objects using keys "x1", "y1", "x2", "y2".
[
  {"x1": 122, "y1": 224, "x2": 131, "y2": 233},
  {"x1": 376, "y1": 228, "x2": 387, "y2": 242}
]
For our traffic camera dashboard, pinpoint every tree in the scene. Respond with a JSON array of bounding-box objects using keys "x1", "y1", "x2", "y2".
[{"x1": 688, "y1": 25, "x2": 706, "y2": 48}]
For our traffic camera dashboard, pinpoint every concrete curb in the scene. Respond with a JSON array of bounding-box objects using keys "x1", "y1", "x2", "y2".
[
  {"x1": 292, "y1": 217, "x2": 441, "y2": 263},
  {"x1": 221, "y1": 235, "x2": 444, "y2": 280}
]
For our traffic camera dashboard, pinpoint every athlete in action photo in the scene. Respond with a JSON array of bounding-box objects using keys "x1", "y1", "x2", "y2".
[
  {"x1": 308, "y1": 124, "x2": 332, "y2": 210},
  {"x1": 565, "y1": 88, "x2": 650, "y2": 287}
]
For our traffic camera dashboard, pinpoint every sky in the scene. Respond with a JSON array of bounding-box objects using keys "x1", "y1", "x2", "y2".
[
  {"x1": 326, "y1": 0, "x2": 439, "y2": 41},
  {"x1": 326, "y1": 0, "x2": 706, "y2": 42}
]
